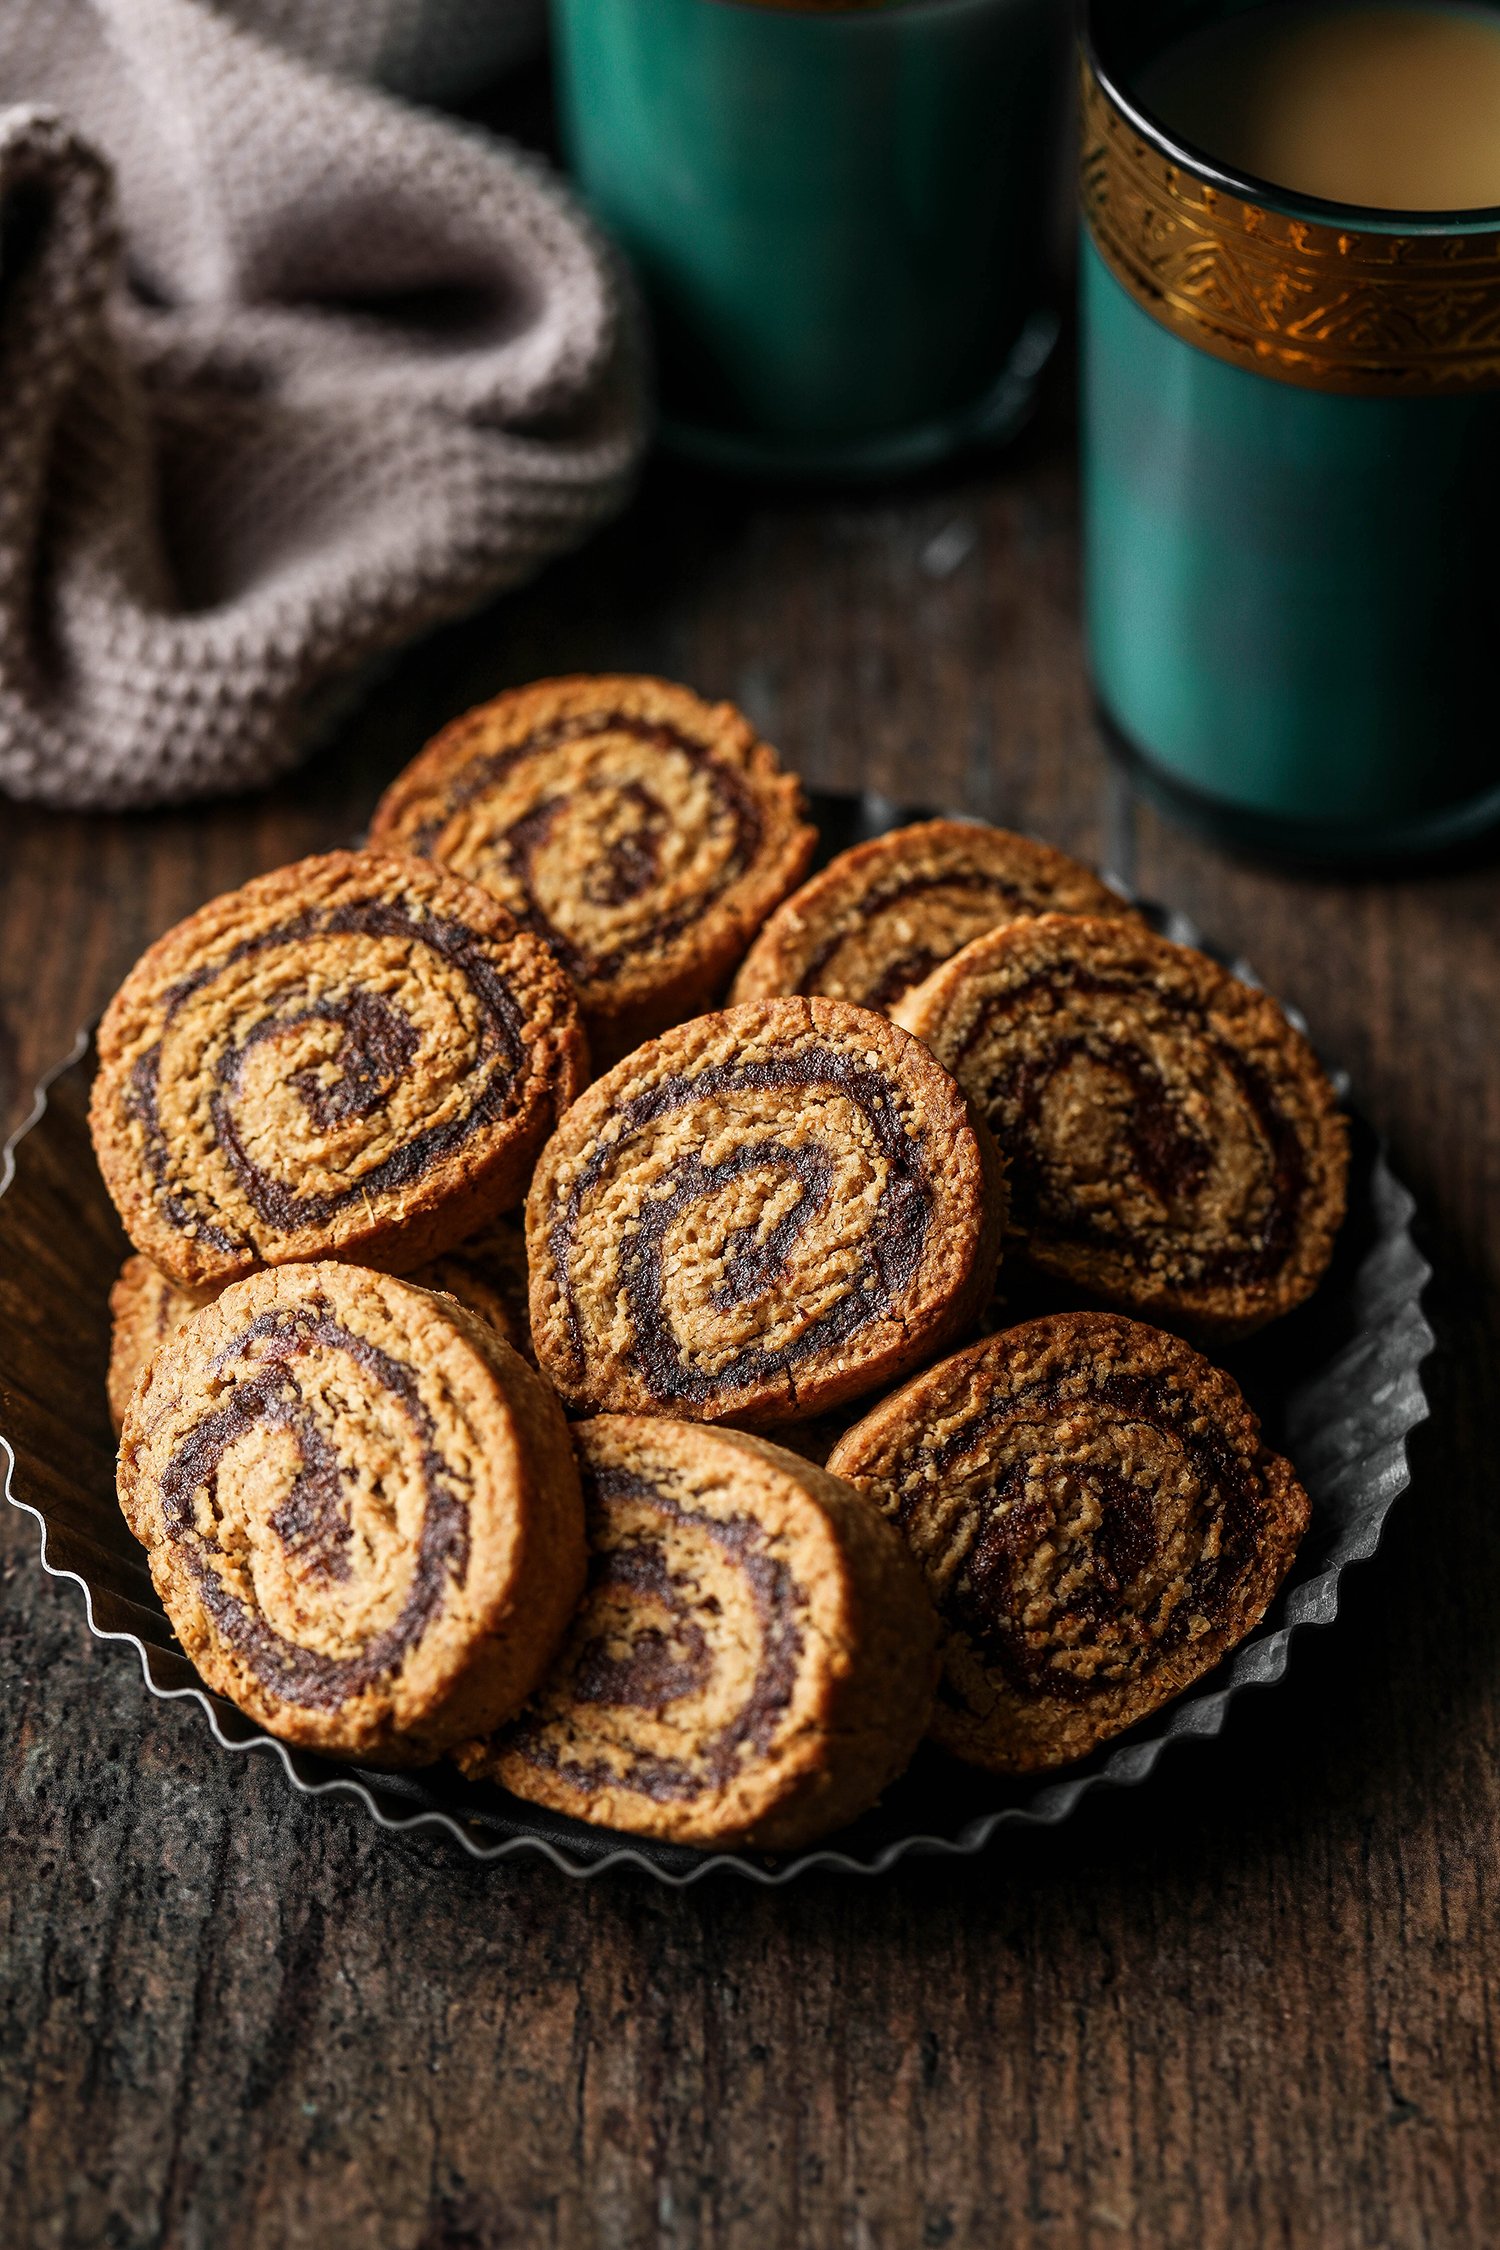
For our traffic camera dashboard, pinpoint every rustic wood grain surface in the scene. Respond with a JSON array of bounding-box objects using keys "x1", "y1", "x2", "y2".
[{"x1": 2, "y1": 398, "x2": 1497, "y2": 2249}]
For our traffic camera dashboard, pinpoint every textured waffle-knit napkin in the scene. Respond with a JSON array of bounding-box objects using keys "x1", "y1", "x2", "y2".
[{"x1": 0, "y1": 0, "x2": 644, "y2": 811}]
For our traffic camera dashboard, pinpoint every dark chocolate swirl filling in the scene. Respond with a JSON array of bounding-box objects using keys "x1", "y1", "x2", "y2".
[
  {"x1": 956, "y1": 964, "x2": 1308, "y2": 1287},
  {"x1": 505, "y1": 1467, "x2": 804, "y2": 1805},
  {"x1": 549, "y1": 1044, "x2": 932, "y2": 1405},
  {"x1": 156, "y1": 1303, "x2": 469, "y2": 1710},
  {"x1": 909, "y1": 1364, "x2": 1267, "y2": 1710},
  {"x1": 406, "y1": 711, "x2": 766, "y2": 983},
  {"x1": 797, "y1": 870, "x2": 1048, "y2": 1007},
  {"x1": 126, "y1": 895, "x2": 529, "y2": 1251}
]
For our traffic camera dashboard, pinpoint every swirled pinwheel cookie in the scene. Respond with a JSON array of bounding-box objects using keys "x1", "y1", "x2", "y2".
[
  {"x1": 368, "y1": 675, "x2": 818, "y2": 1061},
  {"x1": 117, "y1": 1263, "x2": 585, "y2": 1765},
  {"x1": 732, "y1": 819, "x2": 1135, "y2": 1015},
  {"x1": 526, "y1": 997, "x2": 1006, "y2": 1427},
  {"x1": 893, "y1": 914, "x2": 1347, "y2": 1337},
  {"x1": 445, "y1": 1214, "x2": 534, "y2": 1363},
  {"x1": 827, "y1": 1314, "x2": 1310, "y2": 1774},
  {"x1": 416, "y1": 1254, "x2": 526, "y2": 1358},
  {"x1": 458, "y1": 1416, "x2": 939, "y2": 1848},
  {"x1": 106, "y1": 1256, "x2": 212, "y2": 1435},
  {"x1": 106, "y1": 1245, "x2": 528, "y2": 1436},
  {"x1": 90, "y1": 852, "x2": 589, "y2": 1293}
]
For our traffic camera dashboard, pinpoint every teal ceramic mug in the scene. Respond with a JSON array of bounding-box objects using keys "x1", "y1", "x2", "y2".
[
  {"x1": 552, "y1": 0, "x2": 1070, "y2": 476},
  {"x1": 1082, "y1": 0, "x2": 1500, "y2": 861}
]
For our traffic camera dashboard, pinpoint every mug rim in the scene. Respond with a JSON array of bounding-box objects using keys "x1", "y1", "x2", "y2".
[{"x1": 1083, "y1": 0, "x2": 1500, "y2": 238}]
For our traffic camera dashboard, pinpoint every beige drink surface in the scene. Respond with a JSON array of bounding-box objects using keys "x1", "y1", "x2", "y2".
[{"x1": 1139, "y1": 2, "x2": 1500, "y2": 211}]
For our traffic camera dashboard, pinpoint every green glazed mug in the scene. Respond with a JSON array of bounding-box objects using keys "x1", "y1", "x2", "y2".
[
  {"x1": 552, "y1": 0, "x2": 1069, "y2": 476},
  {"x1": 1082, "y1": 0, "x2": 1500, "y2": 861}
]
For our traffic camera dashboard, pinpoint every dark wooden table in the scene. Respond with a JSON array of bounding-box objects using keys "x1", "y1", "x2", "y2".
[{"x1": 4, "y1": 398, "x2": 1498, "y2": 2250}]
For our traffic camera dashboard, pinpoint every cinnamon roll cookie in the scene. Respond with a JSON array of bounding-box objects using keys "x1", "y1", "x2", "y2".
[
  {"x1": 107, "y1": 1256, "x2": 212, "y2": 1436},
  {"x1": 117, "y1": 1263, "x2": 585, "y2": 1765},
  {"x1": 417, "y1": 1254, "x2": 526, "y2": 1358},
  {"x1": 369, "y1": 675, "x2": 817, "y2": 1061},
  {"x1": 459, "y1": 1416, "x2": 939, "y2": 1849},
  {"x1": 894, "y1": 915, "x2": 1347, "y2": 1337},
  {"x1": 106, "y1": 1245, "x2": 529, "y2": 1436},
  {"x1": 446, "y1": 1214, "x2": 533, "y2": 1362},
  {"x1": 527, "y1": 997, "x2": 1006, "y2": 1427},
  {"x1": 828, "y1": 1314, "x2": 1310, "y2": 1774},
  {"x1": 733, "y1": 819, "x2": 1134, "y2": 1016},
  {"x1": 90, "y1": 852, "x2": 588, "y2": 1293}
]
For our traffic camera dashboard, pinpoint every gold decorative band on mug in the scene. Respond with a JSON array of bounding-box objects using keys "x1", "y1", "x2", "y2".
[{"x1": 1080, "y1": 58, "x2": 1500, "y2": 396}]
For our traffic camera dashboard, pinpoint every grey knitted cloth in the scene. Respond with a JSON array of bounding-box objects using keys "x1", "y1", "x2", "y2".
[
  {"x1": 0, "y1": 0, "x2": 644, "y2": 810},
  {"x1": 226, "y1": 0, "x2": 548, "y2": 104}
]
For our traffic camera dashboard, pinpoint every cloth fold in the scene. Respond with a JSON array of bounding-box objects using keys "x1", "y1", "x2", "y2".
[
  {"x1": 0, "y1": 0, "x2": 644, "y2": 811},
  {"x1": 223, "y1": 0, "x2": 547, "y2": 104}
]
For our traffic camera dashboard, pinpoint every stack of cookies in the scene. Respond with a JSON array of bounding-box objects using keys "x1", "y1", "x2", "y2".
[{"x1": 92, "y1": 674, "x2": 1348, "y2": 1850}]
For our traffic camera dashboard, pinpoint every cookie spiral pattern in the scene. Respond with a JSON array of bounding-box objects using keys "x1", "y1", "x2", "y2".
[
  {"x1": 526, "y1": 997, "x2": 1006, "y2": 1427},
  {"x1": 459, "y1": 1417, "x2": 940, "y2": 1849},
  {"x1": 117, "y1": 1264, "x2": 585, "y2": 1765},
  {"x1": 369, "y1": 674, "x2": 817, "y2": 1062},
  {"x1": 894, "y1": 915, "x2": 1347, "y2": 1337},
  {"x1": 732, "y1": 819, "x2": 1136, "y2": 1015},
  {"x1": 105, "y1": 1241, "x2": 528, "y2": 1435},
  {"x1": 90, "y1": 852, "x2": 588, "y2": 1292},
  {"x1": 828, "y1": 1314, "x2": 1310, "y2": 1773}
]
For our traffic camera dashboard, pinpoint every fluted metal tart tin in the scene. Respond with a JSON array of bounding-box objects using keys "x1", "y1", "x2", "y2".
[
  {"x1": 0, "y1": 794, "x2": 1432, "y2": 1884},
  {"x1": 1082, "y1": 0, "x2": 1500, "y2": 860}
]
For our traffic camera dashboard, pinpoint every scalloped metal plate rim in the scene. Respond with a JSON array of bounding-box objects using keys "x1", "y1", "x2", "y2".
[{"x1": 0, "y1": 833, "x2": 1434, "y2": 1885}]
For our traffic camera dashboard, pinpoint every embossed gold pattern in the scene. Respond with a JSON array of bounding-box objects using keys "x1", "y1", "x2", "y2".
[{"x1": 1081, "y1": 59, "x2": 1500, "y2": 394}]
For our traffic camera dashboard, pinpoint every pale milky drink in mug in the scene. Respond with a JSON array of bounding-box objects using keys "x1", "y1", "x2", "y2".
[{"x1": 1139, "y1": 1, "x2": 1500, "y2": 212}]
